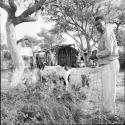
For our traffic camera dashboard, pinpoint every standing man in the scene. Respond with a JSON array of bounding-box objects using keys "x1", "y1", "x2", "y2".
[
  {"x1": 94, "y1": 16, "x2": 120, "y2": 115},
  {"x1": 48, "y1": 49, "x2": 56, "y2": 66}
]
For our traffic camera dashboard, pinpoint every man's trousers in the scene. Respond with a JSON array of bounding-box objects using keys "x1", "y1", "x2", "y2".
[{"x1": 100, "y1": 59, "x2": 120, "y2": 114}]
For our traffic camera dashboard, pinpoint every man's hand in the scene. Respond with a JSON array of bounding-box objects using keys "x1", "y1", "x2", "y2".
[{"x1": 89, "y1": 50, "x2": 98, "y2": 60}]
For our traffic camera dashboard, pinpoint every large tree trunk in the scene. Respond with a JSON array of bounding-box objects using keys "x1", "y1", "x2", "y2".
[{"x1": 6, "y1": 20, "x2": 25, "y2": 87}]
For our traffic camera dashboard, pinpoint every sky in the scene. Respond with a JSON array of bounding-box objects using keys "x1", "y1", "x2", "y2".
[
  {"x1": 0, "y1": 0, "x2": 122, "y2": 49},
  {"x1": 0, "y1": 8, "x2": 55, "y2": 40}
]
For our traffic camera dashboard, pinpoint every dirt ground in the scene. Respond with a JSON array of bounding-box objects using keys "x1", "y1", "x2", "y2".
[{"x1": 1, "y1": 68, "x2": 125, "y2": 119}]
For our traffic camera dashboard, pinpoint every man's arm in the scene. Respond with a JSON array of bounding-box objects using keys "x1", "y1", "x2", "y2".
[{"x1": 96, "y1": 31, "x2": 114, "y2": 58}]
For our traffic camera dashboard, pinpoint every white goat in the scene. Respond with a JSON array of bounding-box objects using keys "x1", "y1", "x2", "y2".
[{"x1": 40, "y1": 65, "x2": 76, "y2": 91}]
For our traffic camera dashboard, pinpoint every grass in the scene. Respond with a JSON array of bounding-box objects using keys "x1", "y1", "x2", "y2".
[{"x1": 1, "y1": 68, "x2": 125, "y2": 125}]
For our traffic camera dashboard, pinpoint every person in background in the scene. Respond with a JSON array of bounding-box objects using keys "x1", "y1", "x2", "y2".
[
  {"x1": 48, "y1": 49, "x2": 56, "y2": 66},
  {"x1": 94, "y1": 16, "x2": 120, "y2": 115},
  {"x1": 89, "y1": 50, "x2": 98, "y2": 67}
]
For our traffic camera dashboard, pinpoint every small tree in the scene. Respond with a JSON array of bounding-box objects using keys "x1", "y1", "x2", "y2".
[
  {"x1": 44, "y1": 0, "x2": 102, "y2": 65},
  {"x1": 102, "y1": 0, "x2": 125, "y2": 42},
  {"x1": 37, "y1": 28, "x2": 65, "y2": 49}
]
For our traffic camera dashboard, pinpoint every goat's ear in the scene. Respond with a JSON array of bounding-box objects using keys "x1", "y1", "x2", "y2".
[
  {"x1": 64, "y1": 66, "x2": 66, "y2": 70},
  {"x1": 64, "y1": 65, "x2": 69, "y2": 71},
  {"x1": 43, "y1": 64, "x2": 45, "y2": 70}
]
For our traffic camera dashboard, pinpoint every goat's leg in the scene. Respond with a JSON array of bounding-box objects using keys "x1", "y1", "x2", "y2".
[
  {"x1": 63, "y1": 71, "x2": 70, "y2": 91},
  {"x1": 64, "y1": 68, "x2": 76, "y2": 91}
]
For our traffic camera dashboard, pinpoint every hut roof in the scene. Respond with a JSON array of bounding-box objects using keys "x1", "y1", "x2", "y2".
[
  {"x1": 48, "y1": 44, "x2": 79, "y2": 55},
  {"x1": 52, "y1": 44, "x2": 75, "y2": 49}
]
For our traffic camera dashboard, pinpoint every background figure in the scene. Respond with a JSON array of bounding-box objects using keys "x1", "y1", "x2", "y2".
[
  {"x1": 35, "y1": 53, "x2": 45, "y2": 70},
  {"x1": 48, "y1": 49, "x2": 56, "y2": 66},
  {"x1": 29, "y1": 56, "x2": 34, "y2": 69},
  {"x1": 95, "y1": 16, "x2": 120, "y2": 115}
]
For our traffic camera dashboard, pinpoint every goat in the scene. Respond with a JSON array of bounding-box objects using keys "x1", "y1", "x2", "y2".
[{"x1": 40, "y1": 65, "x2": 76, "y2": 91}]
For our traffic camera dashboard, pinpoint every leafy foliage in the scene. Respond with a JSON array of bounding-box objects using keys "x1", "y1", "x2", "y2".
[
  {"x1": 43, "y1": 0, "x2": 104, "y2": 66},
  {"x1": 115, "y1": 28, "x2": 125, "y2": 46},
  {"x1": 37, "y1": 28, "x2": 65, "y2": 49}
]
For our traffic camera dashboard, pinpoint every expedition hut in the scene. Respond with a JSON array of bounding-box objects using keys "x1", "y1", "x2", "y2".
[{"x1": 49, "y1": 44, "x2": 79, "y2": 67}]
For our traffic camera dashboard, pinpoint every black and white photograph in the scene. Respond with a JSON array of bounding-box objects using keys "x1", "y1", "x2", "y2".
[{"x1": 0, "y1": 0, "x2": 125, "y2": 124}]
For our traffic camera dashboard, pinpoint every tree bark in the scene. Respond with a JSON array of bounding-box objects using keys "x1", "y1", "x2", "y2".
[{"x1": 6, "y1": 19, "x2": 25, "y2": 86}]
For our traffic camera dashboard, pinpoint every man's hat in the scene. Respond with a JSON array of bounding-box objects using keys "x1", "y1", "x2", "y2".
[{"x1": 94, "y1": 16, "x2": 105, "y2": 26}]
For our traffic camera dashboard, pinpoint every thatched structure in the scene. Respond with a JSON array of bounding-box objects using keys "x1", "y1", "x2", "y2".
[{"x1": 52, "y1": 44, "x2": 79, "y2": 67}]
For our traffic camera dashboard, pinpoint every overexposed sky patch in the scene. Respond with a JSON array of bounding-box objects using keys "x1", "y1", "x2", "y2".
[
  {"x1": 111, "y1": 0, "x2": 122, "y2": 7},
  {"x1": 15, "y1": 20, "x2": 55, "y2": 40}
]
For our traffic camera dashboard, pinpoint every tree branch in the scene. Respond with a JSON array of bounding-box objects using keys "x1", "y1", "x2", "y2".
[
  {"x1": 66, "y1": 31, "x2": 81, "y2": 49},
  {"x1": 92, "y1": 4, "x2": 101, "y2": 19},
  {"x1": 57, "y1": 7, "x2": 83, "y2": 32},
  {"x1": 85, "y1": 19, "x2": 87, "y2": 32},
  {"x1": 13, "y1": 16, "x2": 36, "y2": 25},
  {"x1": 12, "y1": 0, "x2": 48, "y2": 25},
  {"x1": 92, "y1": 42, "x2": 98, "y2": 49},
  {"x1": 90, "y1": 25, "x2": 94, "y2": 39},
  {"x1": 0, "y1": 1, "x2": 11, "y2": 13},
  {"x1": 8, "y1": 0, "x2": 17, "y2": 13},
  {"x1": 45, "y1": 0, "x2": 57, "y2": 5},
  {"x1": 22, "y1": 17, "x2": 36, "y2": 22},
  {"x1": 20, "y1": 0, "x2": 46, "y2": 18}
]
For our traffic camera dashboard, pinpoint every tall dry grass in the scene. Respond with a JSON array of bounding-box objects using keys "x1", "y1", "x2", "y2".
[{"x1": 1, "y1": 69, "x2": 124, "y2": 125}]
